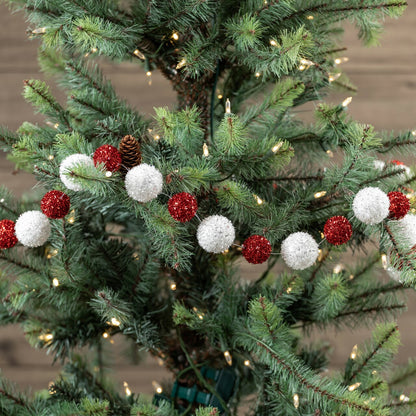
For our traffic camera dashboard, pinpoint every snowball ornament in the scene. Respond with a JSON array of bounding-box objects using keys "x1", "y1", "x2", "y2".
[
  {"x1": 59, "y1": 154, "x2": 94, "y2": 191},
  {"x1": 93, "y1": 144, "x2": 122, "y2": 172},
  {"x1": 125, "y1": 164, "x2": 163, "y2": 203},
  {"x1": 168, "y1": 192, "x2": 198, "y2": 222},
  {"x1": 197, "y1": 215, "x2": 235, "y2": 253},
  {"x1": 242, "y1": 235, "x2": 272, "y2": 264},
  {"x1": 388, "y1": 191, "x2": 410, "y2": 220},
  {"x1": 281, "y1": 232, "x2": 319, "y2": 270},
  {"x1": 41, "y1": 190, "x2": 70, "y2": 219},
  {"x1": 0, "y1": 219, "x2": 18, "y2": 249},
  {"x1": 15, "y1": 211, "x2": 51, "y2": 247},
  {"x1": 323, "y1": 216, "x2": 352, "y2": 246},
  {"x1": 391, "y1": 160, "x2": 411, "y2": 177},
  {"x1": 352, "y1": 187, "x2": 389, "y2": 225},
  {"x1": 373, "y1": 160, "x2": 385, "y2": 171},
  {"x1": 397, "y1": 214, "x2": 416, "y2": 248}
]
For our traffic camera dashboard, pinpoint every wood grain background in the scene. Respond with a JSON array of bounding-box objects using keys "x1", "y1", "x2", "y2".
[{"x1": 0, "y1": 2, "x2": 416, "y2": 397}]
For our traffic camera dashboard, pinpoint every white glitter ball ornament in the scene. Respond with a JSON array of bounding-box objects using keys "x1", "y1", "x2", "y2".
[
  {"x1": 125, "y1": 164, "x2": 163, "y2": 203},
  {"x1": 352, "y1": 187, "x2": 389, "y2": 225},
  {"x1": 15, "y1": 210, "x2": 51, "y2": 247},
  {"x1": 397, "y1": 214, "x2": 416, "y2": 248},
  {"x1": 373, "y1": 160, "x2": 385, "y2": 171},
  {"x1": 281, "y1": 232, "x2": 319, "y2": 270},
  {"x1": 59, "y1": 154, "x2": 94, "y2": 191},
  {"x1": 197, "y1": 215, "x2": 235, "y2": 253}
]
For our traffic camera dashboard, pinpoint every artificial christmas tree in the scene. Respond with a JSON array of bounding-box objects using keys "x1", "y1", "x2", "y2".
[{"x1": 0, "y1": 0, "x2": 415, "y2": 415}]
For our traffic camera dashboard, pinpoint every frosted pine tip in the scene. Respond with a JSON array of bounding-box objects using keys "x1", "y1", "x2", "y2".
[
  {"x1": 111, "y1": 317, "x2": 121, "y2": 326},
  {"x1": 133, "y1": 49, "x2": 145, "y2": 60},
  {"x1": 223, "y1": 350, "x2": 232, "y2": 366},
  {"x1": 225, "y1": 98, "x2": 231, "y2": 113},
  {"x1": 253, "y1": 194, "x2": 263, "y2": 204},
  {"x1": 272, "y1": 142, "x2": 283, "y2": 153},
  {"x1": 350, "y1": 344, "x2": 358, "y2": 360},
  {"x1": 381, "y1": 253, "x2": 388, "y2": 270},
  {"x1": 342, "y1": 96, "x2": 353, "y2": 107},
  {"x1": 203, "y1": 142, "x2": 209, "y2": 157},
  {"x1": 329, "y1": 73, "x2": 341, "y2": 82},
  {"x1": 152, "y1": 381, "x2": 163, "y2": 394},
  {"x1": 348, "y1": 382, "x2": 361, "y2": 392},
  {"x1": 123, "y1": 382, "x2": 132, "y2": 397},
  {"x1": 293, "y1": 394, "x2": 299, "y2": 409},
  {"x1": 32, "y1": 27, "x2": 47, "y2": 34},
  {"x1": 176, "y1": 58, "x2": 186, "y2": 69},
  {"x1": 314, "y1": 191, "x2": 326, "y2": 199}
]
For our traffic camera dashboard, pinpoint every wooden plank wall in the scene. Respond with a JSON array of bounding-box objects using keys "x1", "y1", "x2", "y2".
[{"x1": 0, "y1": 2, "x2": 416, "y2": 396}]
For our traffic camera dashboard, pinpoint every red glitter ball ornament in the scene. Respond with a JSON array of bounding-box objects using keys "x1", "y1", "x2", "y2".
[
  {"x1": 388, "y1": 191, "x2": 410, "y2": 220},
  {"x1": 93, "y1": 144, "x2": 122, "y2": 172},
  {"x1": 242, "y1": 235, "x2": 272, "y2": 264},
  {"x1": 41, "y1": 190, "x2": 71, "y2": 219},
  {"x1": 0, "y1": 219, "x2": 18, "y2": 249},
  {"x1": 324, "y1": 216, "x2": 352, "y2": 246},
  {"x1": 168, "y1": 193, "x2": 198, "y2": 222}
]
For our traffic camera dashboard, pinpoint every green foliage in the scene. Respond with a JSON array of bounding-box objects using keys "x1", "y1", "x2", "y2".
[
  {"x1": 344, "y1": 323, "x2": 400, "y2": 385},
  {"x1": 215, "y1": 114, "x2": 249, "y2": 157},
  {"x1": 154, "y1": 106, "x2": 204, "y2": 156},
  {"x1": 0, "y1": 0, "x2": 414, "y2": 415},
  {"x1": 225, "y1": 14, "x2": 264, "y2": 52},
  {"x1": 312, "y1": 273, "x2": 350, "y2": 321}
]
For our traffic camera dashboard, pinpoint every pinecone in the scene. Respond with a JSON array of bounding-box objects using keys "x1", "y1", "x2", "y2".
[{"x1": 119, "y1": 135, "x2": 142, "y2": 172}]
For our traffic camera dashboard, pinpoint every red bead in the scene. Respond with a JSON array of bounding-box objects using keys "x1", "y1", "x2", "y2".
[
  {"x1": 41, "y1": 190, "x2": 71, "y2": 219},
  {"x1": 168, "y1": 193, "x2": 198, "y2": 222},
  {"x1": 324, "y1": 216, "x2": 352, "y2": 246},
  {"x1": 93, "y1": 144, "x2": 122, "y2": 172},
  {"x1": 0, "y1": 219, "x2": 18, "y2": 249},
  {"x1": 388, "y1": 191, "x2": 410, "y2": 220},
  {"x1": 242, "y1": 235, "x2": 272, "y2": 264}
]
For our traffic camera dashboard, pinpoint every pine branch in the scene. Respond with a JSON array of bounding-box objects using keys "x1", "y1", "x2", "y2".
[
  {"x1": 0, "y1": 388, "x2": 28, "y2": 408},
  {"x1": 347, "y1": 324, "x2": 399, "y2": 382},
  {"x1": 254, "y1": 339, "x2": 382, "y2": 415},
  {"x1": 335, "y1": 304, "x2": 405, "y2": 319}
]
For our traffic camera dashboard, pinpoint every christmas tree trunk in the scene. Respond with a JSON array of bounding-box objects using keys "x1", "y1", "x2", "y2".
[{"x1": 0, "y1": 0, "x2": 416, "y2": 415}]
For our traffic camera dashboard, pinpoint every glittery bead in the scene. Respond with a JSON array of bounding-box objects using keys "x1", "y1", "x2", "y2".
[
  {"x1": 93, "y1": 144, "x2": 122, "y2": 172},
  {"x1": 168, "y1": 193, "x2": 198, "y2": 222},
  {"x1": 388, "y1": 191, "x2": 410, "y2": 220},
  {"x1": 324, "y1": 216, "x2": 352, "y2": 245},
  {"x1": 0, "y1": 219, "x2": 18, "y2": 249},
  {"x1": 41, "y1": 190, "x2": 70, "y2": 219},
  {"x1": 242, "y1": 235, "x2": 271, "y2": 264}
]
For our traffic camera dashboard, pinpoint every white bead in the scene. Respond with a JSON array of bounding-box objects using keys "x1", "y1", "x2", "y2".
[
  {"x1": 397, "y1": 214, "x2": 416, "y2": 248},
  {"x1": 387, "y1": 267, "x2": 403, "y2": 283},
  {"x1": 59, "y1": 154, "x2": 94, "y2": 191},
  {"x1": 197, "y1": 215, "x2": 235, "y2": 253},
  {"x1": 352, "y1": 187, "x2": 389, "y2": 225},
  {"x1": 281, "y1": 232, "x2": 318, "y2": 270},
  {"x1": 15, "y1": 211, "x2": 51, "y2": 247},
  {"x1": 125, "y1": 164, "x2": 163, "y2": 203},
  {"x1": 373, "y1": 160, "x2": 385, "y2": 171}
]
